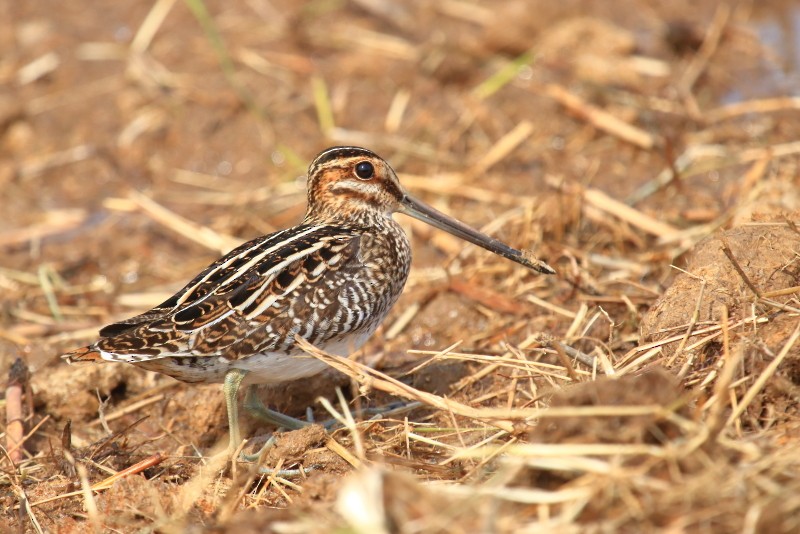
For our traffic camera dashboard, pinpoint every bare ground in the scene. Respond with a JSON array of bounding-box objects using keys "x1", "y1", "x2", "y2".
[{"x1": 2, "y1": 0, "x2": 800, "y2": 532}]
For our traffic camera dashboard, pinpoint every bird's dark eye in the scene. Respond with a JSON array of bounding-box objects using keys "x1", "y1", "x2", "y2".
[{"x1": 355, "y1": 161, "x2": 374, "y2": 180}]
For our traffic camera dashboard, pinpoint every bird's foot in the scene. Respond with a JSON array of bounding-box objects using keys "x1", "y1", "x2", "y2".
[{"x1": 237, "y1": 432, "x2": 317, "y2": 476}]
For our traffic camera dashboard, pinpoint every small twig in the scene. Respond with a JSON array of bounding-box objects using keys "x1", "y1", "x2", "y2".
[
  {"x1": 5, "y1": 358, "x2": 29, "y2": 465},
  {"x1": 468, "y1": 121, "x2": 534, "y2": 177},
  {"x1": 706, "y1": 96, "x2": 800, "y2": 122},
  {"x1": 0, "y1": 209, "x2": 88, "y2": 249},
  {"x1": 449, "y1": 278, "x2": 527, "y2": 314},
  {"x1": 183, "y1": 0, "x2": 269, "y2": 124},
  {"x1": 678, "y1": 3, "x2": 731, "y2": 119},
  {"x1": 37, "y1": 265, "x2": 64, "y2": 322},
  {"x1": 625, "y1": 313, "x2": 768, "y2": 361},
  {"x1": 95, "y1": 390, "x2": 113, "y2": 435},
  {"x1": 721, "y1": 238, "x2": 761, "y2": 298},
  {"x1": 325, "y1": 437, "x2": 362, "y2": 469},
  {"x1": 786, "y1": 218, "x2": 800, "y2": 236},
  {"x1": 758, "y1": 298, "x2": 800, "y2": 315},
  {"x1": 400, "y1": 341, "x2": 461, "y2": 377},
  {"x1": 472, "y1": 51, "x2": 533, "y2": 100},
  {"x1": 552, "y1": 342, "x2": 579, "y2": 382},
  {"x1": 62, "y1": 449, "x2": 101, "y2": 532},
  {"x1": 299, "y1": 337, "x2": 518, "y2": 432},
  {"x1": 18, "y1": 145, "x2": 95, "y2": 179},
  {"x1": 91, "y1": 453, "x2": 165, "y2": 490},
  {"x1": 88, "y1": 393, "x2": 166, "y2": 427},
  {"x1": 539, "y1": 83, "x2": 661, "y2": 150},
  {"x1": 706, "y1": 306, "x2": 745, "y2": 439},
  {"x1": 668, "y1": 268, "x2": 706, "y2": 372},
  {"x1": 11, "y1": 480, "x2": 44, "y2": 534},
  {"x1": 725, "y1": 322, "x2": 800, "y2": 427},
  {"x1": 130, "y1": 0, "x2": 177, "y2": 54},
  {"x1": 5, "y1": 415, "x2": 50, "y2": 459},
  {"x1": 88, "y1": 416, "x2": 150, "y2": 461},
  {"x1": 25, "y1": 454, "x2": 164, "y2": 510},
  {"x1": 311, "y1": 76, "x2": 335, "y2": 138},
  {"x1": 762, "y1": 285, "x2": 800, "y2": 298},
  {"x1": 548, "y1": 177, "x2": 679, "y2": 238},
  {"x1": 549, "y1": 340, "x2": 597, "y2": 370},
  {"x1": 126, "y1": 190, "x2": 241, "y2": 254}
]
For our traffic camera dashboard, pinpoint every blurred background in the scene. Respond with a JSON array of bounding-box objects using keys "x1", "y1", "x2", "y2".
[
  {"x1": 2, "y1": 0, "x2": 800, "y2": 530},
  {"x1": 2, "y1": 0, "x2": 797, "y2": 363}
]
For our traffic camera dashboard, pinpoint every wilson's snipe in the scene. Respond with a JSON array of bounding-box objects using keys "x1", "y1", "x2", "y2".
[{"x1": 63, "y1": 146, "x2": 554, "y2": 453}]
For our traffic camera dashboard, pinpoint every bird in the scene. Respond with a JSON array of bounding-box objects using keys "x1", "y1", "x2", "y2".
[{"x1": 62, "y1": 146, "x2": 555, "y2": 454}]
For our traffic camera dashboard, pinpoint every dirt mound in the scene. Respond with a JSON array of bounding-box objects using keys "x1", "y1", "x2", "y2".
[
  {"x1": 641, "y1": 218, "x2": 800, "y2": 427},
  {"x1": 532, "y1": 368, "x2": 687, "y2": 445}
]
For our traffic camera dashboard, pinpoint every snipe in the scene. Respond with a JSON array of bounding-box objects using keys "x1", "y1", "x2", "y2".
[{"x1": 63, "y1": 146, "x2": 555, "y2": 453}]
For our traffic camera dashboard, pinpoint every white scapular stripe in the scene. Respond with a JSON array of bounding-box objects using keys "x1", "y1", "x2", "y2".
[
  {"x1": 174, "y1": 225, "x2": 322, "y2": 308},
  {"x1": 242, "y1": 240, "x2": 328, "y2": 319}
]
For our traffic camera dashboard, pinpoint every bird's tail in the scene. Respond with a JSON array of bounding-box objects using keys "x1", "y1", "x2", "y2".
[{"x1": 62, "y1": 346, "x2": 104, "y2": 364}]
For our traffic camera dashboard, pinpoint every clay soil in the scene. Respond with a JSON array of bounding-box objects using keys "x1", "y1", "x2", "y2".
[{"x1": 2, "y1": 1, "x2": 800, "y2": 532}]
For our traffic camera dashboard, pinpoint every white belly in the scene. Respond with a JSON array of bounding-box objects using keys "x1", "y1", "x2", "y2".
[
  {"x1": 235, "y1": 329, "x2": 372, "y2": 385},
  {"x1": 236, "y1": 353, "x2": 331, "y2": 384}
]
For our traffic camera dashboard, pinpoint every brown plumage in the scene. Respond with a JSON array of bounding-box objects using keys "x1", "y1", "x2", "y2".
[{"x1": 63, "y1": 146, "x2": 554, "y2": 452}]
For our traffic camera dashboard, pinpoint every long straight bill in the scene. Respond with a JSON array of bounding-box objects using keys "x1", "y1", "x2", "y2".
[{"x1": 399, "y1": 194, "x2": 555, "y2": 274}]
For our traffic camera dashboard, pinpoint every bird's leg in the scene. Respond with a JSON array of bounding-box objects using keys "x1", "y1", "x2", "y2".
[
  {"x1": 245, "y1": 386, "x2": 423, "y2": 430},
  {"x1": 243, "y1": 384, "x2": 311, "y2": 430},
  {"x1": 240, "y1": 388, "x2": 422, "y2": 471},
  {"x1": 360, "y1": 400, "x2": 424, "y2": 420},
  {"x1": 241, "y1": 431, "x2": 317, "y2": 475},
  {"x1": 222, "y1": 368, "x2": 249, "y2": 454},
  {"x1": 239, "y1": 385, "x2": 310, "y2": 463},
  {"x1": 239, "y1": 433, "x2": 278, "y2": 463}
]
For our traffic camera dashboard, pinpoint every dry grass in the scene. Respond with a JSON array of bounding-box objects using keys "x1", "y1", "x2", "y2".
[{"x1": 2, "y1": 0, "x2": 800, "y2": 532}]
